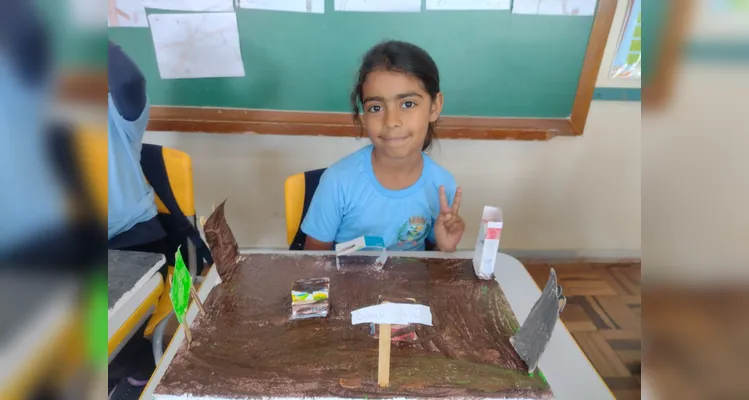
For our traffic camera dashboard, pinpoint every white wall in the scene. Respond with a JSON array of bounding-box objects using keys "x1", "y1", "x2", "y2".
[
  {"x1": 144, "y1": 1, "x2": 642, "y2": 255},
  {"x1": 642, "y1": 64, "x2": 749, "y2": 282},
  {"x1": 144, "y1": 100, "x2": 641, "y2": 253}
]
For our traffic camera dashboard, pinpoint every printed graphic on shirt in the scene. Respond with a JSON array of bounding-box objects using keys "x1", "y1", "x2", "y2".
[{"x1": 391, "y1": 216, "x2": 431, "y2": 251}]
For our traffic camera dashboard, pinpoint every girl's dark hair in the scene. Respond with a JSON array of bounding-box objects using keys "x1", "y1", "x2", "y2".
[{"x1": 351, "y1": 40, "x2": 441, "y2": 152}]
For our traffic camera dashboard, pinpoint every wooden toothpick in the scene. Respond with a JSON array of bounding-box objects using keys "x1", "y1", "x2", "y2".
[
  {"x1": 190, "y1": 286, "x2": 206, "y2": 315},
  {"x1": 378, "y1": 323, "x2": 392, "y2": 387},
  {"x1": 182, "y1": 320, "x2": 193, "y2": 348}
]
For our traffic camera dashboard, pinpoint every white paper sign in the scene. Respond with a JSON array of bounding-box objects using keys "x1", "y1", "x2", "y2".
[
  {"x1": 351, "y1": 303, "x2": 432, "y2": 326},
  {"x1": 239, "y1": 0, "x2": 325, "y2": 13},
  {"x1": 426, "y1": 0, "x2": 511, "y2": 11}
]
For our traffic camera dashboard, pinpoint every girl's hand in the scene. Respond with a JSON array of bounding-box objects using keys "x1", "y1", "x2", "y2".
[{"x1": 434, "y1": 186, "x2": 465, "y2": 252}]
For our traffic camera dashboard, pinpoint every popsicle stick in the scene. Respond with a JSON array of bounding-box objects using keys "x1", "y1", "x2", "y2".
[
  {"x1": 182, "y1": 320, "x2": 193, "y2": 347},
  {"x1": 378, "y1": 323, "x2": 391, "y2": 387},
  {"x1": 190, "y1": 286, "x2": 206, "y2": 315}
]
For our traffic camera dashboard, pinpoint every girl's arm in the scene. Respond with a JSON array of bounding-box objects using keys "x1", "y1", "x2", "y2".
[{"x1": 304, "y1": 236, "x2": 334, "y2": 251}]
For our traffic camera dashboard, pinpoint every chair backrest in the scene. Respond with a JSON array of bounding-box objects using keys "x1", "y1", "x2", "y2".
[
  {"x1": 284, "y1": 168, "x2": 326, "y2": 250},
  {"x1": 70, "y1": 123, "x2": 107, "y2": 223},
  {"x1": 153, "y1": 147, "x2": 195, "y2": 217},
  {"x1": 141, "y1": 144, "x2": 212, "y2": 274}
]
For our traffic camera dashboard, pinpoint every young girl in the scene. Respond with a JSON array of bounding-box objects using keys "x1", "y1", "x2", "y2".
[{"x1": 302, "y1": 40, "x2": 465, "y2": 252}]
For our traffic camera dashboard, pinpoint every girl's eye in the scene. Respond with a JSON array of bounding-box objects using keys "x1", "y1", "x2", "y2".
[
  {"x1": 402, "y1": 101, "x2": 416, "y2": 109},
  {"x1": 367, "y1": 105, "x2": 382, "y2": 113}
]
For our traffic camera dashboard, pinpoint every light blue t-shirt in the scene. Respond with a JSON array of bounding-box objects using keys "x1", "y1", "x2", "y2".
[
  {"x1": 301, "y1": 145, "x2": 457, "y2": 251},
  {"x1": 0, "y1": 52, "x2": 67, "y2": 253},
  {"x1": 107, "y1": 93, "x2": 158, "y2": 239}
]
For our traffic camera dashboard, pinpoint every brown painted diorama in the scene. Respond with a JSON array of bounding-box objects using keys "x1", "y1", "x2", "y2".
[
  {"x1": 154, "y1": 251, "x2": 555, "y2": 399},
  {"x1": 371, "y1": 296, "x2": 419, "y2": 343},
  {"x1": 203, "y1": 200, "x2": 240, "y2": 281}
]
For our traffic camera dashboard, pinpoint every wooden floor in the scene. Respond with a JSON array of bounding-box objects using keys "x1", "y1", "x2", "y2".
[{"x1": 522, "y1": 261, "x2": 641, "y2": 400}]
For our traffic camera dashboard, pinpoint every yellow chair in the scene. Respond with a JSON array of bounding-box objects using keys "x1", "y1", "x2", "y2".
[
  {"x1": 71, "y1": 125, "x2": 163, "y2": 367},
  {"x1": 152, "y1": 147, "x2": 196, "y2": 222},
  {"x1": 284, "y1": 173, "x2": 306, "y2": 246},
  {"x1": 142, "y1": 145, "x2": 198, "y2": 338},
  {"x1": 73, "y1": 125, "x2": 107, "y2": 223},
  {"x1": 77, "y1": 128, "x2": 202, "y2": 365},
  {"x1": 284, "y1": 168, "x2": 326, "y2": 249}
]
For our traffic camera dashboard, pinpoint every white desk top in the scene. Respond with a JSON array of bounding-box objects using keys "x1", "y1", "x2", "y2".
[
  {"x1": 141, "y1": 251, "x2": 614, "y2": 400},
  {"x1": 108, "y1": 250, "x2": 166, "y2": 340},
  {"x1": 0, "y1": 276, "x2": 77, "y2": 396}
]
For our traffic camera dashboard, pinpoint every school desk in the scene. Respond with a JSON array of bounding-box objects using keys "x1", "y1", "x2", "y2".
[
  {"x1": 140, "y1": 250, "x2": 615, "y2": 400},
  {"x1": 108, "y1": 250, "x2": 166, "y2": 363},
  {"x1": 0, "y1": 275, "x2": 79, "y2": 400}
]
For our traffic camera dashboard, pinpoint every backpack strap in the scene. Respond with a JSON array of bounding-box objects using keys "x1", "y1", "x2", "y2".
[
  {"x1": 289, "y1": 168, "x2": 326, "y2": 250},
  {"x1": 140, "y1": 144, "x2": 213, "y2": 271}
]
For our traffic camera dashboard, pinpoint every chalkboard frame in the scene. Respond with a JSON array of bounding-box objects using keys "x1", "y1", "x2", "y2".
[
  {"x1": 68, "y1": 0, "x2": 617, "y2": 140},
  {"x1": 642, "y1": 0, "x2": 691, "y2": 109},
  {"x1": 146, "y1": 0, "x2": 617, "y2": 140}
]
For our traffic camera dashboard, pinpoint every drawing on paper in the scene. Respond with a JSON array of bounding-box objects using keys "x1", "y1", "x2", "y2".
[
  {"x1": 513, "y1": 0, "x2": 597, "y2": 16},
  {"x1": 141, "y1": 0, "x2": 234, "y2": 12},
  {"x1": 148, "y1": 13, "x2": 246, "y2": 79},
  {"x1": 239, "y1": 0, "x2": 324, "y2": 13},
  {"x1": 108, "y1": 0, "x2": 148, "y2": 27},
  {"x1": 426, "y1": 0, "x2": 511, "y2": 11},
  {"x1": 334, "y1": 0, "x2": 422, "y2": 12}
]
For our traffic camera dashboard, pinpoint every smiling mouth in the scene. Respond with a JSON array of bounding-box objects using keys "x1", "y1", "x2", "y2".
[{"x1": 381, "y1": 136, "x2": 409, "y2": 143}]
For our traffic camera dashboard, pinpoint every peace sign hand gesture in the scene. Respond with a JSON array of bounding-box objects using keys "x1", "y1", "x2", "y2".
[{"x1": 434, "y1": 185, "x2": 465, "y2": 253}]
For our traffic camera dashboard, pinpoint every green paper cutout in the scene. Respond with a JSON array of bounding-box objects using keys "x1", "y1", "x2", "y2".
[
  {"x1": 170, "y1": 247, "x2": 192, "y2": 324},
  {"x1": 87, "y1": 271, "x2": 107, "y2": 367}
]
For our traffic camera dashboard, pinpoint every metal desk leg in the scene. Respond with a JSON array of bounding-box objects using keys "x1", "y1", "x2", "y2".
[{"x1": 152, "y1": 310, "x2": 173, "y2": 366}]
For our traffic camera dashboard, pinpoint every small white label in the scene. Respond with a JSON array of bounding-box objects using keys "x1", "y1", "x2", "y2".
[{"x1": 351, "y1": 303, "x2": 432, "y2": 326}]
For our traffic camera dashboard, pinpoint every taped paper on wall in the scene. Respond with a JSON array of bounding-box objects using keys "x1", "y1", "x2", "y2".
[
  {"x1": 512, "y1": 0, "x2": 597, "y2": 16},
  {"x1": 142, "y1": 0, "x2": 234, "y2": 12},
  {"x1": 148, "y1": 13, "x2": 245, "y2": 79},
  {"x1": 334, "y1": 0, "x2": 421, "y2": 12},
  {"x1": 72, "y1": 0, "x2": 108, "y2": 28},
  {"x1": 108, "y1": 0, "x2": 149, "y2": 28},
  {"x1": 239, "y1": 0, "x2": 325, "y2": 13},
  {"x1": 426, "y1": 0, "x2": 510, "y2": 11}
]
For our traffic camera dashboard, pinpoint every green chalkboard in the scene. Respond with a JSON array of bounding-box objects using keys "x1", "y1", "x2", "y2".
[
  {"x1": 641, "y1": 0, "x2": 666, "y2": 85},
  {"x1": 109, "y1": 5, "x2": 596, "y2": 118},
  {"x1": 36, "y1": 0, "x2": 108, "y2": 69}
]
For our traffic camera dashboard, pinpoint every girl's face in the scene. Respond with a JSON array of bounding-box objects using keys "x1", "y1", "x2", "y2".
[{"x1": 361, "y1": 69, "x2": 442, "y2": 160}]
